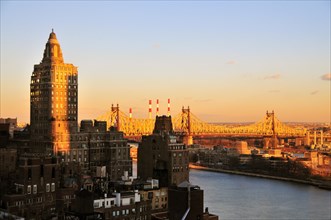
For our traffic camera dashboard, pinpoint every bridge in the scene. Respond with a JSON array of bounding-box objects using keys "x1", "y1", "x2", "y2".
[{"x1": 97, "y1": 104, "x2": 307, "y2": 144}]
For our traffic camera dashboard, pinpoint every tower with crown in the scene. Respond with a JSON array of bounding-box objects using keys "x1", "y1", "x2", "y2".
[{"x1": 30, "y1": 30, "x2": 78, "y2": 153}]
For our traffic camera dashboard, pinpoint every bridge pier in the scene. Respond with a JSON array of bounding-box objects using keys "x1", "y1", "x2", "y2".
[
  {"x1": 183, "y1": 135, "x2": 193, "y2": 146},
  {"x1": 263, "y1": 137, "x2": 279, "y2": 149}
]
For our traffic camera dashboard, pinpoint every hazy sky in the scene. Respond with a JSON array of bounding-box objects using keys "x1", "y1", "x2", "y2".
[{"x1": 1, "y1": 1, "x2": 330, "y2": 123}]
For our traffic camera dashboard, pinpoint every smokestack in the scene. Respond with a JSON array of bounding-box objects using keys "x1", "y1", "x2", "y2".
[
  {"x1": 167, "y1": 98, "x2": 171, "y2": 116},
  {"x1": 149, "y1": 100, "x2": 152, "y2": 119},
  {"x1": 156, "y1": 99, "x2": 159, "y2": 116},
  {"x1": 129, "y1": 108, "x2": 132, "y2": 119}
]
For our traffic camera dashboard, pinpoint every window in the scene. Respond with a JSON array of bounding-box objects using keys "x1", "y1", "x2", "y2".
[
  {"x1": 52, "y1": 167, "x2": 56, "y2": 178},
  {"x1": 27, "y1": 185, "x2": 31, "y2": 194},
  {"x1": 28, "y1": 168, "x2": 32, "y2": 179},
  {"x1": 46, "y1": 183, "x2": 50, "y2": 192},
  {"x1": 33, "y1": 185, "x2": 37, "y2": 194},
  {"x1": 51, "y1": 183, "x2": 55, "y2": 192},
  {"x1": 40, "y1": 165, "x2": 44, "y2": 177}
]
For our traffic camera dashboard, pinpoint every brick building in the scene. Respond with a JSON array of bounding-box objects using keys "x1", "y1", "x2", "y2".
[
  {"x1": 138, "y1": 116, "x2": 189, "y2": 187},
  {"x1": 1, "y1": 154, "x2": 59, "y2": 219}
]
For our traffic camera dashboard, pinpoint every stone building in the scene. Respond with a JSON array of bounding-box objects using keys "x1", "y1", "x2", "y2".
[
  {"x1": 30, "y1": 30, "x2": 78, "y2": 154},
  {"x1": 28, "y1": 31, "x2": 132, "y2": 180}
]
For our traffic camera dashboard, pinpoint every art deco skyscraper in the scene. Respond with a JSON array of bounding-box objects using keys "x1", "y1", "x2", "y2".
[{"x1": 30, "y1": 30, "x2": 78, "y2": 153}]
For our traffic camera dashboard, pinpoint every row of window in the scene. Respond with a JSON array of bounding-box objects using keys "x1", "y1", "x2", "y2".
[
  {"x1": 52, "y1": 103, "x2": 77, "y2": 108},
  {"x1": 26, "y1": 183, "x2": 55, "y2": 194},
  {"x1": 112, "y1": 209, "x2": 131, "y2": 216},
  {"x1": 172, "y1": 166, "x2": 188, "y2": 172},
  {"x1": 51, "y1": 110, "x2": 77, "y2": 115},
  {"x1": 51, "y1": 91, "x2": 77, "y2": 96},
  {"x1": 169, "y1": 145, "x2": 186, "y2": 150}
]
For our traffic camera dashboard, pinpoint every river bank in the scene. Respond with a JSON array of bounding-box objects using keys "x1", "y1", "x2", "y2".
[{"x1": 189, "y1": 163, "x2": 331, "y2": 190}]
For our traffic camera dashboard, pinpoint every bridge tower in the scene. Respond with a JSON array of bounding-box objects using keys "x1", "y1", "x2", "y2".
[
  {"x1": 266, "y1": 110, "x2": 278, "y2": 148},
  {"x1": 111, "y1": 104, "x2": 120, "y2": 131},
  {"x1": 181, "y1": 106, "x2": 193, "y2": 145}
]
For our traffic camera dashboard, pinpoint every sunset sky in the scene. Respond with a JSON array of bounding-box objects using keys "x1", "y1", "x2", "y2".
[{"x1": 1, "y1": 1, "x2": 330, "y2": 123}]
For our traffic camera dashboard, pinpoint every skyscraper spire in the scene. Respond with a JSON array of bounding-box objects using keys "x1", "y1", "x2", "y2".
[{"x1": 41, "y1": 30, "x2": 64, "y2": 64}]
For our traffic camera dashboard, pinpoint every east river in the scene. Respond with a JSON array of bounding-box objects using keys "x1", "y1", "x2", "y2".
[
  {"x1": 133, "y1": 161, "x2": 331, "y2": 219},
  {"x1": 190, "y1": 169, "x2": 331, "y2": 220}
]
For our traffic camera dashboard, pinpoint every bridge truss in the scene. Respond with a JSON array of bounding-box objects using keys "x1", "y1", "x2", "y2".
[{"x1": 97, "y1": 105, "x2": 306, "y2": 137}]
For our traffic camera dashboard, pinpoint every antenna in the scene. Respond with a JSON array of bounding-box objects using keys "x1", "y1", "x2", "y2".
[
  {"x1": 156, "y1": 99, "x2": 159, "y2": 116},
  {"x1": 148, "y1": 100, "x2": 152, "y2": 119}
]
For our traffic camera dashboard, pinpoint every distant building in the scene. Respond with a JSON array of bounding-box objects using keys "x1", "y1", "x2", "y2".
[
  {"x1": 0, "y1": 118, "x2": 17, "y2": 139},
  {"x1": 138, "y1": 115, "x2": 189, "y2": 187},
  {"x1": 268, "y1": 148, "x2": 282, "y2": 157},
  {"x1": 0, "y1": 123, "x2": 10, "y2": 147},
  {"x1": 227, "y1": 141, "x2": 251, "y2": 156}
]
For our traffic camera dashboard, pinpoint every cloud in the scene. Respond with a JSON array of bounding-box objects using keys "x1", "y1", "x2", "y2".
[
  {"x1": 310, "y1": 90, "x2": 319, "y2": 95},
  {"x1": 264, "y1": 74, "x2": 281, "y2": 80},
  {"x1": 269, "y1": 90, "x2": 280, "y2": 93},
  {"x1": 225, "y1": 60, "x2": 236, "y2": 65},
  {"x1": 321, "y1": 73, "x2": 331, "y2": 81},
  {"x1": 152, "y1": 43, "x2": 160, "y2": 49}
]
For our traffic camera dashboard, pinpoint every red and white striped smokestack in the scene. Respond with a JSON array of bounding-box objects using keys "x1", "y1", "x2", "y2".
[
  {"x1": 129, "y1": 108, "x2": 132, "y2": 119},
  {"x1": 148, "y1": 100, "x2": 152, "y2": 119},
  {"x1": 167, "y1": 98, "x2": 171, "y2": 116},
  {"x1": 156, "y1": 99, "x2": 159, "y2": 116}
]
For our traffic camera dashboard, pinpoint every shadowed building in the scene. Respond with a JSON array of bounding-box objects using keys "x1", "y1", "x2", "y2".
[
  {"x1": 138, "y1": 115, "x2": 189, "y2": 187},
  {"x1": 1, "y1": 155, "x2": 59, "y2": 219}
]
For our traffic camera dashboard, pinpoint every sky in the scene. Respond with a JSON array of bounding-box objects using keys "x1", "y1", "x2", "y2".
[{"x1": 1, "y1": 1, "x2": 330, "y2": 123}]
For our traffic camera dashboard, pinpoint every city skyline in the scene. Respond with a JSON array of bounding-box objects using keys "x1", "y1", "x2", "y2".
[{"x1": 1, "y1": 1, "x2": 330, "y2": 123}]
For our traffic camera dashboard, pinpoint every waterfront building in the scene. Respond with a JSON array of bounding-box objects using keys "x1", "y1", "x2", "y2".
[
  {"x1": 0, "y1": 118, "x2": 17, "y2": 138},
  {"x1": 138, "y1": 115, "x2": 189, "y2": 187}
]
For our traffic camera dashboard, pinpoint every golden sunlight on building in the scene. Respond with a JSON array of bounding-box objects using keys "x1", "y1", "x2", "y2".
[{"x1": 30, "y1": 30, "x2": 78, "y2": 153}]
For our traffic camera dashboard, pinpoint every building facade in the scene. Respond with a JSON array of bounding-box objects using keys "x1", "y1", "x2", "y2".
[
  {"x1": 138, "y1": 116, "x2": 189, "y2": 187},
  {"x1": 28, "y1": 31, "x2": 132, "y2": 180},
  {"x1": 1, "y1": 155, "x2": 59, "y2": 219},
  {"x1": 30, "y1": 30, "x2": 78, "y2": 153}
]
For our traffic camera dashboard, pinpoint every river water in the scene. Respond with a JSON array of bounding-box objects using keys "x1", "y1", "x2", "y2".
[
  {"x1": 132, "y1": 161, "x2": 331, "y2": 219},
  {"x1": 190, "y1": 169, "x2": 331, "y2": 220}
]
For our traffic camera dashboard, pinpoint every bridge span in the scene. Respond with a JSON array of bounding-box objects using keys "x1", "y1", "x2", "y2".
[{"x1": 97, "y1": 105, "x2": 308, "y2": 145}]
